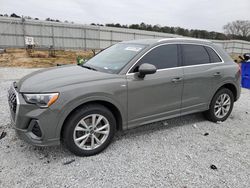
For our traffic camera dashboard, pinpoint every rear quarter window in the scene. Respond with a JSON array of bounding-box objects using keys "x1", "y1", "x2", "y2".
[{"x1": 205, "y1": 46, "x2": 222, "y2": 63}]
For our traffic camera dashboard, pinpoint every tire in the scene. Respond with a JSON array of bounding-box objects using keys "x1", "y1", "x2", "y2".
[
  {"x1": 62, "y1": 104, "x2": 116, "y2": 156},
  {"x1": 204, "y1": 88, "x2": 234, "y2": 122}
]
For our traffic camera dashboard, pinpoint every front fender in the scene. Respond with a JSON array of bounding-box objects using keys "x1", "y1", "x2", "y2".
[{"x1": 54, "y1": 93, "x2": 127, "y2": 139}]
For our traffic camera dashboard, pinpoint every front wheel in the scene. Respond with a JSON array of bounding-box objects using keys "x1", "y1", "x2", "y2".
[
  {"x1": 204, "y1": 88, "x2": 234, "y2": 122},
  {"x1": 62, "y1": 104, "x2": 116, "y2": 156}
]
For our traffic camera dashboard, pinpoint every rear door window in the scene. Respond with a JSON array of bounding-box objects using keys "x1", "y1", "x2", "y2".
[{"x1": 181, "y1": 44, "x2": 210, "y2": 66}]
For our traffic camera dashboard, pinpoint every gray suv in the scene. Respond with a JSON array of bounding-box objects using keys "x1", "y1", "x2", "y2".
[{"x1": 8, "y1": 38, "x2": 241, "y2": 156}]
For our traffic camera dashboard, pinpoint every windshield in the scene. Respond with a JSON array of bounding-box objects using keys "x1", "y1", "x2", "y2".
[{"x1": 84, "y1": 43, "x2": 146, "y2": 74}]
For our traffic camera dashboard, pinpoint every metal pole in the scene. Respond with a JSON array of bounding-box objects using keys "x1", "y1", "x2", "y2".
[
  {"x1": 81, "y1": 26, "x2": 83, "y2": 50},
  {"x1": 84, "y1": 28, "x2": 87, "y2": 51},
  {"x1": 98, "y1": 26, "x2": 101, "y2": 50},
  {"x1": 21, "y1": 16, "x2": 26, "y2": 47},
  {"x1": 51, "y1": 25, "x2": 55, "y2": 48},
  {"x1": 110, "y1": 30, "x2": 113, "y2": 45},
  {"x1": 241, "y1": 42, "x2": 244, "y2": 54},
  {"x1": 15, "y1": 21, "x2": 18, "y2": 47}
]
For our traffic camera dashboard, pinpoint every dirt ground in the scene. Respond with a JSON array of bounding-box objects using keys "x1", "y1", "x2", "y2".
[
  {"x1": 0, "y1": 48, "x2": 244, "y2": 68},
  {"x1": 0, "y1": 48, "x2": 94, "y2": 68}
]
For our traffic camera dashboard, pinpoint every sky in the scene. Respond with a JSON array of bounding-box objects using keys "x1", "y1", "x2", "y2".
[{"x1": 0, "y1": 0, "x2": 249, "y2": 32}]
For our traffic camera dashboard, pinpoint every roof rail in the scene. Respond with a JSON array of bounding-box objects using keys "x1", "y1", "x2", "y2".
[{"x1": 158, "y1": 37, "x2": 211, "y2": 43}]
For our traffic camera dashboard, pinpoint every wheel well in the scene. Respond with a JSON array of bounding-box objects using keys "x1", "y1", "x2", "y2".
[
  {"x1": 61, "y1": 100, "x2": 123, "y2": 137},
  {"x1": 218, "y1": 83, "x2": 237, "y2": 101}
]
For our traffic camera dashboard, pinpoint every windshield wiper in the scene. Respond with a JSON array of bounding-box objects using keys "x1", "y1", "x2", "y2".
[{"x1": 81, "y1": 65, "x2": 98, "y2": 71}]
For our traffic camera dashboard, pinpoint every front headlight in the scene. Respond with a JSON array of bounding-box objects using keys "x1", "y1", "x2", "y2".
[{"x1": 23, "y1": 93, "x2": 59, "y2": 108}]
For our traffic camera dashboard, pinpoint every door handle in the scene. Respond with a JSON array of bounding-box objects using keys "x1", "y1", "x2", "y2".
[
  {"x1": 172, "y1": 77, "x2": 183, "y2": 83},
  {"x1": 213, "y1": 72, "x2": 221, "y2": 77}
]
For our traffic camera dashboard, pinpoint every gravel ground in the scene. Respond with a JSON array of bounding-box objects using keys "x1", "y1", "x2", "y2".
[{"x1": 0, "y1": 67, "x2": 250, "y2": 188}]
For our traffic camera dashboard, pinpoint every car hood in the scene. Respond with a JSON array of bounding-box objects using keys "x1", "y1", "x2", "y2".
[{"x1": 17, "y1": 65, "x2": 119, "y2": 92}]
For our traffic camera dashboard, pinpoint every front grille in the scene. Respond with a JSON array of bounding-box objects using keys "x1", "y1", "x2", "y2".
[{"x1": 8, "y1": 87, "x2": 17, "y2": 114}]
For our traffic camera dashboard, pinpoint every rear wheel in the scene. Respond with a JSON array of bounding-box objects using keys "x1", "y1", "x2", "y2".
[
  {"x1": 62, "y1": 104, "x2": 116, "y2": 156},
  {"x1": 204, "y1": 88, "x2": 234, "y2": 122}
]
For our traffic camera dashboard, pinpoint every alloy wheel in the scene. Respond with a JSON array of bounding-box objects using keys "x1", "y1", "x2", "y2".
[
  {"x1": 73, "y1": 114, "x2": 110, "y2": 150},
  {"x1": 214, "y1": 93, "x2": 231, "y2": 119}
]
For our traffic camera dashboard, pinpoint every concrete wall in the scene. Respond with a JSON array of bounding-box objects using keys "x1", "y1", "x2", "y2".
[{"x1": 0, "y1": 17, "x2": 250, "y2": 54}]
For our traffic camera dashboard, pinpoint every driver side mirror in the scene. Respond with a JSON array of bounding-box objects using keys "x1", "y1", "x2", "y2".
[{"x1": 138, "y1": 63, "x2": 157, "y2": 78}]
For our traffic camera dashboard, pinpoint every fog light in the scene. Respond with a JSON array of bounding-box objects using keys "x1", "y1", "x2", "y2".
[{"x1": 30, "y1": 120, "x2": 42, "y2": 138}]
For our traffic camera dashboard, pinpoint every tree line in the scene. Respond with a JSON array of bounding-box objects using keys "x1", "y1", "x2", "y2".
[
  {"x1": 101, "y1": 21, "x2": 250, "y2": 41},
  {"x1": 1, "y1": 13, "x2": 249, "y2": 41},
  {"x1": 0, "y1": 13, "x2": 74, "y2": 24}
]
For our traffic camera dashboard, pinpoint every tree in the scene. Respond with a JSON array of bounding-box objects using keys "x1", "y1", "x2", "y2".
[
  {"x1": 129, "y1": 24, "x2": 140, "y2": 30},
  {"x1": 146, "y1": 24, "x2": 153, "y2": 31},
  {"x1": 140, "y1": 22, "x2": 147, "y2": 30},
  {"x1": 152, "y1": 24, "x2": 161, "y2": 32},
  {"x1": 223, "y1": 20, "x2": 250, "y2": 38},
  {"x1": 175, "y1": 27, "x2": 187, "y2": 36},
  {"x1": 10, "y1": 13, "x2": 20, "y2": 18},
  {"x1": 114, "y1": 23, "x2": 121, "y2": 27}
]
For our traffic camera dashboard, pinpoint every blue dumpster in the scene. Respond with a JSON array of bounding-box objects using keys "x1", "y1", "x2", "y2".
[{"x1": 241, "y1": 61, "x2": 250, "y2": 89}]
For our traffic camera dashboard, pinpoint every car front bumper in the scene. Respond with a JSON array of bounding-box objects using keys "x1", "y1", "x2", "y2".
[{"x1": 8, "y1": 84, "x2": 60, "y2": 146}]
